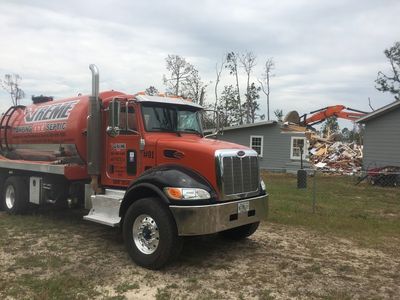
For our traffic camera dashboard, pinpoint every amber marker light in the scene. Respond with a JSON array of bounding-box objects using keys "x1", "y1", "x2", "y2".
[
  {"x1": 164, "y1": 187, "x2": 183, "y2": 200},
  {"x1": 164, "y1": 187, "x2": 211, "y2": 200}
]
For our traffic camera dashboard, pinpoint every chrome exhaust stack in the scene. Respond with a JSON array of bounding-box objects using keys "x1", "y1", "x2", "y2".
[{"x1": 87, "y1": 64, "x2": 102, "y2": 193}]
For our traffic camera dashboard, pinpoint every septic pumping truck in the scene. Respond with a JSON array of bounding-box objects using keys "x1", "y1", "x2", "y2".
[{"x1": 0, "y1": 65, "x2": 268, "y2": 269}]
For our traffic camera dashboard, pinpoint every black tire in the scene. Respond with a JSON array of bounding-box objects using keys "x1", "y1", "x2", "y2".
[
  {"x1": 122, "y1": 197, "x2": 183, "y2": 269},
  {"x1": 2, "y1": 176, "x2": 29, "y2": 214},
  {"x1": 219, "y1": 222, "x2": 260, "y2": 240}
]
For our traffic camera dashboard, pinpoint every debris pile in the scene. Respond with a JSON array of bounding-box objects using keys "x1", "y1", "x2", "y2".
[
  {"x1": 307, "y1": 135, "x2": 363, "y2": 174},
  {"x1": 281, "y1": 122, "x2": 364, "y2": 174}
]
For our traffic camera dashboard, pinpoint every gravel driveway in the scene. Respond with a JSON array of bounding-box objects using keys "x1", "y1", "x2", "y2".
[{"x1": 1, "y1": 210, "x2": 399, "y2": 299}]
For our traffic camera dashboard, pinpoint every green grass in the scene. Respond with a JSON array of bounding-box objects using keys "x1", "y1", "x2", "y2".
[
  {"x1": 115, "y1": 281, "x2": 139, "y2": 293},
  {"x1": 155, "y1": 287, "x2": 172, "y2": 300},
  {"x1": 13, "y1": 254, "x2": 68, "y2": 270},
  {"x1": 0, "y1": 209, "x2": 117, "y2": 300},
  {"x1": 263, "y1": 172, "x2": 400, "y2": 249},
  {"x1": 257, "y1": 288, "x2": 275, "y2": 300},
  {"x1": 5, "y1": 273, "x2": 100, "y2": 300}
]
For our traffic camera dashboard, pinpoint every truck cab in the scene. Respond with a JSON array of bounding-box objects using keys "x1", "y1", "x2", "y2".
[{"x1": 85, "y1": 92, "x2": 268, "y2": 268}]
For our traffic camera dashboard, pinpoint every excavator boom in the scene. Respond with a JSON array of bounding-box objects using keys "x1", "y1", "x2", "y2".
[{"x1": 299, "y1": 105, "x2": 367, "y2": 126}]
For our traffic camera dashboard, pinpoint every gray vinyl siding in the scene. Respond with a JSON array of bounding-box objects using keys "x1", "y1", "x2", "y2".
[
  {"x1": 214, "y1": 123, "x2": 306, "y2": 171},
  {"x1": 362, "y1": 108, "x2": 400, "y2": 169}
]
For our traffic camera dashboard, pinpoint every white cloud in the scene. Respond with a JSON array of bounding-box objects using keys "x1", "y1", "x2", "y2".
[{"x1": 0, "y1": 0, "x2": 399, "y2": 120}]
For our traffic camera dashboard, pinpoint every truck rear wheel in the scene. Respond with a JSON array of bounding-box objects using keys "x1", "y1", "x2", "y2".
[
  {"x1": 2, "y1": 176, "x2": 29, "y2": 214},
  {"x1": 219, "y1": 222, "x2": 260, "y2": 240},
  {"x1": 123, "y1": 197, "x2": 182, "y2": 269}
]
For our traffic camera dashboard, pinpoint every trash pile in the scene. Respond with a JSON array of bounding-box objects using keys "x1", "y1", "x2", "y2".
[
  {"x1": 281, "y1": 122, "x2": 364, "y2": 174},
  {"x1": 307, "y1": 134, "x2": 363, "y2": 174}
]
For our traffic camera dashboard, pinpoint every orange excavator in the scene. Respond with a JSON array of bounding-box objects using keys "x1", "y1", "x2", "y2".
[{"x1": 284, "y1": 105, "x2": 368, "y2": 126}]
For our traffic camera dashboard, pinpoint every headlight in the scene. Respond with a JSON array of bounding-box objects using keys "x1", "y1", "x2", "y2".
[
  {"x1": 260, "y1": 179, "x2": 266, "y2": 192},
  {"x1": 164, "y1": 187, "x2": 211, "y2": 200}
]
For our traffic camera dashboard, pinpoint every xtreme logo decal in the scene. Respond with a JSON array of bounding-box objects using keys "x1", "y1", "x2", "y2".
[
  {"x1": 12, "y1": 100, "x2": 80, "y2": 135},
  {"x1": 24, "y1": 100, "x2": 79, "y2": 123}
]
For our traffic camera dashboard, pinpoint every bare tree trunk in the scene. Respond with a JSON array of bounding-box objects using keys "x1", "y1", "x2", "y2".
[
  {"x1": 245, "y1": 73, "x2": 250, "y2": 123},
  {"x1": 266, "y1": 71, "x2": 270, "y2": 120},
  {"x1": 234, "y1": 69, "x2": 242, "y2": 124},
  {"x1": 368, "y1": 97, "x2": 374, "y2": 111},
  {"x1": 240, "y1": 52, "x2": 256, "y2": 124},
  {"x1": 259, "y1": 58, "x2": 274, "y2": 121},
  {"x1": 214, "y1": 61, "x2": 224, "y2": 111},
  {"x1": 175, "y1": 69, "x2": 180, "y2": 96},
  {"x1": 0, "y1": 74, "x2": 25, "y2": 106},
  {"x1": 199, "y1": 87, "x2": 205, "y2": 106},
  {"x1": 226, "y1": 52, "x2": 246, "y2": 124}
]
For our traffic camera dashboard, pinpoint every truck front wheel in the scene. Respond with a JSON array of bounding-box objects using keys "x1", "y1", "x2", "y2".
[
  {"x1": 219, "y1": 222, "x2": 260, "y2": 240},
  {"x1": 2, "y1": 176, "x2": 29, "y2": 214},
  {"x1": 123, "y1": 197, "x2": 182, "y2": 269}
]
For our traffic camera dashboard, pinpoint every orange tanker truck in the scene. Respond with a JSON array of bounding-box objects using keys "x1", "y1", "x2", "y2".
[{"x1": 0, "y1": 65, "x2": 268, "y2": 269}]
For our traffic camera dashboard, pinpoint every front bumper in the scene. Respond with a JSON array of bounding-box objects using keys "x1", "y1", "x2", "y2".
[{"x1": 169, "y1": 194, "x2": 268, "y2": 236}]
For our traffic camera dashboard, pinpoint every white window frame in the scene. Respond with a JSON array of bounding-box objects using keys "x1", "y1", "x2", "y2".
[
  {"x1": 290, "y1": 137, "x2": 307, "y2": 160},
  {"x1": 250, "y1": 135, "x2": 264, "y2": 157}
]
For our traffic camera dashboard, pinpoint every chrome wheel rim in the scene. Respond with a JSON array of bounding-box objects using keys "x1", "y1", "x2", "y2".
[
  {"x1": 5, "y1": 185, "x2": 15, "y2": 210},
  {"x1": 133, "y1": 214, "x2": 160, "y2": 254}
]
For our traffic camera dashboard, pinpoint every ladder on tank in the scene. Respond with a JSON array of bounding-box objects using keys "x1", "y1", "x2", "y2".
[{"x1": 0, "y1": 105, "x2": 25, "y2": 152}]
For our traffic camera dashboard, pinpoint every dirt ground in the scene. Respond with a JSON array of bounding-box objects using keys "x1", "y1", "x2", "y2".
[{"x1": 0, "y1": 209, "x2": 399, "y2": 300}]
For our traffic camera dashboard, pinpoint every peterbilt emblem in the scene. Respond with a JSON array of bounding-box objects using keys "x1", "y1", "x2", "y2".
[{"x1": 237, "y1": 150, "x2": 246, "y2": 157}]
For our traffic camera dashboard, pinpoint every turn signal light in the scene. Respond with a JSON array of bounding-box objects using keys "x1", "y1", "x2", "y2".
[
  {"x1": 164, "y1": 187, "x2": 182, "y2": 200},
  {"x1": 164, "y1": 187, "x2": 211, "y2": 200}
]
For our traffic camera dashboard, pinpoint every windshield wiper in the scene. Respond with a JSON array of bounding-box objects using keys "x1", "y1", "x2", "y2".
[
  {"x1": 151, "y1": 127, "x2": 172, "y2": 131},
  {"x1": 179, "y1": 128, "x2": 203, "y2": 137},
  {"x1": 151, "y1": 127, "x2": 181, "y2": 136}
]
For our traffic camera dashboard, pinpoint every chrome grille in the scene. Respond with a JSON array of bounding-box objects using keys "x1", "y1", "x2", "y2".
[{"x1": 216, "y1": 149, "x2": 260, "y2": 200}]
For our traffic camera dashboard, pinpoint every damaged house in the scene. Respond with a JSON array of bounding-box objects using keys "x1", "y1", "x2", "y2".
[{"x1": 356, "y1": 101, "x2": 400, "y2": 170}]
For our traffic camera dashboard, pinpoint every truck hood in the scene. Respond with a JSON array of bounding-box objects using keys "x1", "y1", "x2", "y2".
[
  {"x1": 154, "y1": 135, "x2": 251, "y2": 195},
  {"x1": 156, "y1": 136, "x2": 249, "y2": 156}
]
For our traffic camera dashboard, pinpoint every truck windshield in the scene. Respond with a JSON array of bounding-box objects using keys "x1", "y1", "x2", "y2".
[{"x1": 141, "y1": 104, "x2": 202, "y2": 135}]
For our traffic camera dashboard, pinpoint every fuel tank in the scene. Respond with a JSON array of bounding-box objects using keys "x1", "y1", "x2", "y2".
[{"x1": 1, "y1": 91, "x2": 123, "y2": 163}]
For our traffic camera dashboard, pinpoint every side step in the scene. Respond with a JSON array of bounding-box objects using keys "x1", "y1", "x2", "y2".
[{"x1": 83, "y1": 189, "x2": 125, "y2": 227}]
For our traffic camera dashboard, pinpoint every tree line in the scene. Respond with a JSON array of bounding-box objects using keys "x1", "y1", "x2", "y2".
[
  {"x1": 320, "y1": 116, "x2": 364, "y2": 144},
  {"x1": 147, "y1": 52, "x2": 275, "y2": 127},
  {"x1": 154, "y1": 41, "x2": 400, "y2": 130}
]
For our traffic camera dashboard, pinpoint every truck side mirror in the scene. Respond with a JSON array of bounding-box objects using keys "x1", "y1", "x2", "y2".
[{"x1": 106, "y1": 100, "x2": 121, "y2": 137}]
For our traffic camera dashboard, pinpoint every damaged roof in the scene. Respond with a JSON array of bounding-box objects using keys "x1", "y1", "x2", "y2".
[
  {"x1": 221, "y1": 120, "x2": 277, "y2": 131},
  {"x1": 203, "y1": 120, "x2": 277, "y2": 134},
  {"x1": 356, "y1": 100, "x2": 400, "y2": 123}
]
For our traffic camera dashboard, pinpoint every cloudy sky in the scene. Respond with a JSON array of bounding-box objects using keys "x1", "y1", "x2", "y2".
[{"x1": 0, "y1": 0, "x2": 399, "y2": 123}]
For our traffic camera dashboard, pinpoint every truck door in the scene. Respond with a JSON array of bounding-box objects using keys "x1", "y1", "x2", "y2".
[{"x1": 105, "y1": 101, "x2": 141, "y2": 185}]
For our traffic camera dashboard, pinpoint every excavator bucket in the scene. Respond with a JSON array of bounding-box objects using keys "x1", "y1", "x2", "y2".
[{"x1": 283, "y1": 110, "x2": 300, "y2": 124}]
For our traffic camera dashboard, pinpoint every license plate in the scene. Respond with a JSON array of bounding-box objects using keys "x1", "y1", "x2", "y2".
[{"x1": 238, "y1": 201, "x2": 250, "y2": 214}]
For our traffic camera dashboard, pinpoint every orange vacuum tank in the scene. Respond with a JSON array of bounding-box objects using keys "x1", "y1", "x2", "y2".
[{"x1": 3, "y1": 95, "x2": 90, "y2": 163}]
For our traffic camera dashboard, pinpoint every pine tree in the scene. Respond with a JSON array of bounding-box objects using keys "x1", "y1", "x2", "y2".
[
  {"x1": 243, "y1": 83, "x2": 263, "y2": 123},
  {"x1": 375, "y1": 41, "x2": 400, "y2": 101},
  {"x1": 218, "y1": 85, "x2": 241, "y2": 126}
]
